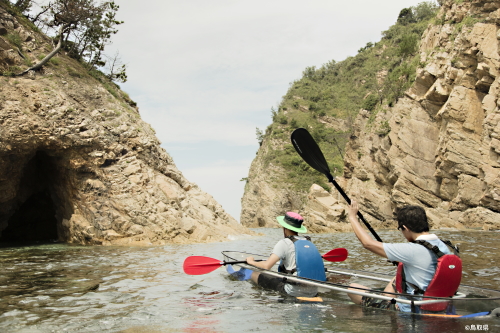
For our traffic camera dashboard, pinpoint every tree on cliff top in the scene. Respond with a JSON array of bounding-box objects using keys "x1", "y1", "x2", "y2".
[
  {"x1": 11, "y1": 0, "x2": 32, "y2": 12},
  {"x1": 11, "y1": 0, "x2": 126, "y2": 82}
]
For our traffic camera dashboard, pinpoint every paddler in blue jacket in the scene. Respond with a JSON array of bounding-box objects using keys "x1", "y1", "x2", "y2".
[
  {"x1": 245, "y1": 212, "x2": 326, "y2": 297},
  {"x1": 347, "y1": 201, "x2": 456, "y2": 312}
]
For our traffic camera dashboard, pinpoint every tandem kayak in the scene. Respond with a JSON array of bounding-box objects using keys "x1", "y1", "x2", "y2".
[{"x1": 222, "y1": 251, "x2": 500, "y2": 318}]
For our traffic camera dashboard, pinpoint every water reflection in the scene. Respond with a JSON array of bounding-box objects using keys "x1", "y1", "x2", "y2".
[{"x1": 0, "y1": 229, "x2": 499, "y2": 332}]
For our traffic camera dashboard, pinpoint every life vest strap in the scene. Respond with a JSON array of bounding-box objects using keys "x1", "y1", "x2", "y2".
[
  {"x1": 398, "y1": 239, "x2": 461, "y2": 295},
  {"x1": 278, "y1": 235, "x2": 311, "y2": 274},
  {"x1": 286, "y1": 235, "x2": 311, "y2": 242}
]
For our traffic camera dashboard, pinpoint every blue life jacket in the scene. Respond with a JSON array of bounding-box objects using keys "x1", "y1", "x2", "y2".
[{"x1": 278, "y1": 236, "x2": 326, "y2": 282}]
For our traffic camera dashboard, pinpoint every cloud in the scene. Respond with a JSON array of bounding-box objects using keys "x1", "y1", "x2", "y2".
[
  {"x1": 105, "y1": 0, "x2": 431, "y2": 220},
  {"x1": 178, "y1": 154, "x2": 253, "y2": 221},
  {"x1": 134, "y1": 88, "x2": 274, "y2": 146}
]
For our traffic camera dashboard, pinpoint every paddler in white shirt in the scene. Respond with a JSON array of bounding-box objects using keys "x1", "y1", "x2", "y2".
[{"x1": 245, "y1": 212, "x2": 326, "y2": 297}]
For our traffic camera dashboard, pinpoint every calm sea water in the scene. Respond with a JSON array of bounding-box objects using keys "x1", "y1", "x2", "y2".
[{"x1": 0, "y1": 228, "x2": 499, "y2": 333}]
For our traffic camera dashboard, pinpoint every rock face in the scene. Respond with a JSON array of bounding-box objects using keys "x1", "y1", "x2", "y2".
[
  {"x1": 0, "y1": 7, "x2": 252, "y2": 245},
  {"x1": 240, "y1": 115, "x2": 348, "y2": 229},
  {"x1": 342, "y1": 0, "x2": 500, "y2": 231},
  {"x1": 301, "y1": 184, "x2": 351, "y2": 233},
  {"x1": 242, "y1": 0, "x2": 500, "y2": 233},
  {"x1": 240, "y1": 140, "x2": 304, "y2": 228}
]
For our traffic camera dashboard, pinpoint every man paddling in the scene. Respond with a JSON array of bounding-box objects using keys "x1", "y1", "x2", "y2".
[
  {"x1": 245, "y1": 212, "x2": 326, "y2": 297},
  {"x1": 347, "y1": 201, "x2": 457, "y2": 312}
]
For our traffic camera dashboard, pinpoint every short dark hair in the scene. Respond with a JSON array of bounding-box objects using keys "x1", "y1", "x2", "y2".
[{"x1": 396, "y1": 205, "x2": 429, "y2": 233}]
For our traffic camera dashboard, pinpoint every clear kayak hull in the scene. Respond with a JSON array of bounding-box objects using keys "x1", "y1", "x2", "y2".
[{"x1": 222, "y1": 251, "x2": 500, "y2": 318}]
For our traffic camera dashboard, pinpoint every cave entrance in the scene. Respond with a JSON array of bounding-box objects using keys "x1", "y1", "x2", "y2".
[
  {"x1": 0, "y1": 151, "x2": 63, "y2": 243},
  {"x1": 1, "y1": 190, "x2": 58, "y2": 242}
]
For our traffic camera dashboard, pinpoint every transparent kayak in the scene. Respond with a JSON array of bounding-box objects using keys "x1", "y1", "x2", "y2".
[{"x1": 222, "y1": 251, "x2": 500, "y2": 318}]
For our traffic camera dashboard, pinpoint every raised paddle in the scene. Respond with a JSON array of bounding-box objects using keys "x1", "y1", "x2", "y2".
[
  {"x1": 290, "y1": 128, "x2": 383, "y2": 243},
  {"x1": 183, "y1": 248, "x2": 348, "y2": 275}
]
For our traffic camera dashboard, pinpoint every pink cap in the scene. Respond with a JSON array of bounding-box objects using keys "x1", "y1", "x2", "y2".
[{"x1": 286, "y1": 212, "x2": 303, "y2": 221}]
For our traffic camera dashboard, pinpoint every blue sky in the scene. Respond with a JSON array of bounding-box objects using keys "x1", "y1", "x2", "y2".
[{"x1": 104, "y1": 0, "x2": 434, "y2": 221}]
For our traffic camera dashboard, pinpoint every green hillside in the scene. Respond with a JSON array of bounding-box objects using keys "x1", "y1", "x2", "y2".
[{"x1": 258, "y1": 1, "x2": 440, "y2": 192}]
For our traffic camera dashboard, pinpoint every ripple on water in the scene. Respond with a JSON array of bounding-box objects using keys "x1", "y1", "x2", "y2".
[
  {"x1": 0, "y1": 229, "x2": 499, "y2": 332},
  {"x1": 473, "y1": 266, "x2": 500, "y2": 277}
]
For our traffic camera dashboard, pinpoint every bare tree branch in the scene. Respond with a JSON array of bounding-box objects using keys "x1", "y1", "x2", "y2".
[
  {"x1": 30, "y1": 2, "x2": 54, "y2": 25},
  {"x1": 17, "y1": 22, "x2": 69, "y2": 75},
  {"x1": 9, "y1": 0, "x2": 125, "y2": 81}
]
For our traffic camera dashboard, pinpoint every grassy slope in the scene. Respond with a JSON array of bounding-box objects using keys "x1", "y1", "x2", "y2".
[
  {"x1": 0, "y1": 1, "x2": 136, "y2": 110},
  {"x1": 256, "y1": 1, "x2": 439, "y2": 193}
]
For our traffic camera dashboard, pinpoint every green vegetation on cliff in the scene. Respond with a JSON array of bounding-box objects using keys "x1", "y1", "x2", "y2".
[
  {"x1": 258, "y1": 1, "x2": 439, "y2": 192},
  {"x1": 1, "y1": 0, "x2": 127, "y2": 81},
  {"x1": 0, "y1": 0, "x2": 136, "y2": 109}
]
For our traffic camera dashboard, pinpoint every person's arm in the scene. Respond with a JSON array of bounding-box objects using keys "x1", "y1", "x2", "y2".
[
  {"x1": 246, "y1": 254, "x2": 280, "y2": 270},
  {"x1": 348, "y1": 200, "x2": 387, "y2": 258}
]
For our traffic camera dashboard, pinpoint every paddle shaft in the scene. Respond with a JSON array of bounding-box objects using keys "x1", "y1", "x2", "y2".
[
  {"x1": 223, "y1": 260, "x2": 248, "y2": 265},
  {"x1": 290, "y1": 128, "x2": 383, "y2": 244},
  {"x1": 329, "y1": 177, "x2": 398, "y2": 265},
  {"x1": 185, "y1": 247, "x2": 346, "y2": 276},
  {"x1": 326, "y1": 174, "x2": 383, "y2": 243}
]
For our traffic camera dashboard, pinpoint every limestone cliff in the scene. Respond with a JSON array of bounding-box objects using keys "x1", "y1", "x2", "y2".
[
  {"x1": 0, "y1": 5, "x2": 253, "y2": 245},
  {"x1": 343, "y1": 0, "x2": 500, "y2": 231},
  {"x1": 240, "y1": 114, "x2": 347, "y2": 229},
  {"x1": 242, "y1": 0, "x2": 500, "y2": 232},
  {"x1": 240, "y1": 137, "x2": 305, "y2": 228}
]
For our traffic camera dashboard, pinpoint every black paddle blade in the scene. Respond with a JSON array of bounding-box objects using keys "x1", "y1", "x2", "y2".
[
  {"x1": 291, "y1": 129, "x2": 385, "y2": 245},
  {"x1": 291, "y1": 128, "x2": 332, "y2": 178}
]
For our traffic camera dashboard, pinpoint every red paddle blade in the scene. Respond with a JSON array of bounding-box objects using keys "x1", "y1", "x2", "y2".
[
  {"x1": 183, "y1": 256, "x2": 224, "y2": 275},
  {"x1": 322, "y1": 248, "x2": 348, "y2": 262}
]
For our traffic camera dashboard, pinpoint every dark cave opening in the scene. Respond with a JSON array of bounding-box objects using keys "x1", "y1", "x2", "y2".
[
  {"x1": 0, "y1": 190, "x2": 58, "y2": 242},
  {"x1": 0, "y1": 151, "x2": 61, "y2": 243}
]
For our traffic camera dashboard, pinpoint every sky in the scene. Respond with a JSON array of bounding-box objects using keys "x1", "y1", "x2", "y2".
[{"x1": 100, "y1": 0, "x2": 433, "y2": 222}]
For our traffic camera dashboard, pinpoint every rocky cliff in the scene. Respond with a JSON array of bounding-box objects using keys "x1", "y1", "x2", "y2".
[
  {"x1": 240, "y1": 137, "x2": 304, "y2": 228},
  {"x1": 343, "y1": 0, "x2": 500, "y2": 231},
  {"x1": 0, "y1": 5, "x2": 253, "y2": 245},
  {"x1": 240, "y1": 116, "x2": 347, "y2": 229},
  {"x1": 242, "y1": 0, "x2": 500, "y2": 232}
]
